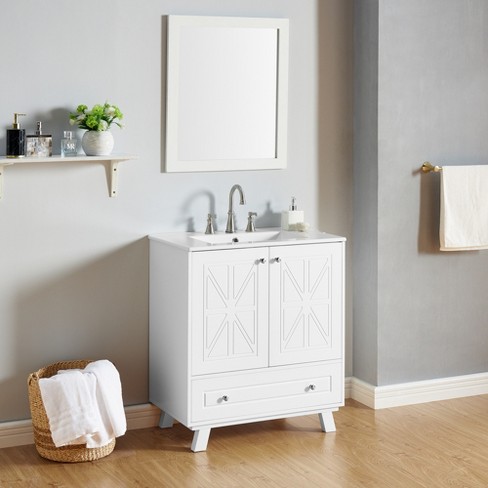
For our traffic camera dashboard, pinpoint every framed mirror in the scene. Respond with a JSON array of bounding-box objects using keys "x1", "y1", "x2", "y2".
[{"x1": 165, "y1": 15, "x2": 289, "y2": 172}]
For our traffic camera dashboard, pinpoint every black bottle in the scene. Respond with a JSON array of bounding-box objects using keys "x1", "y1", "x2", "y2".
[{"x1": 6, "y1": 112, "x2": 26, "y2": 158}]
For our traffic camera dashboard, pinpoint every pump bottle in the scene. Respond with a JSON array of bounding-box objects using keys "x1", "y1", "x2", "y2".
[
  {"x1": 6, "y1": 113, "x2": 26, "y2": 158},
  {"x1": 281, "y1": 197, "x2": 305, "y2": 230}
]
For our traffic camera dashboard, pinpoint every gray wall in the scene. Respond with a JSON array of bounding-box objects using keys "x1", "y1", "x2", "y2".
[
  {"x1": 317, "y1": 0, "x2": 354, "y2": 386},
  {"x1": 353, "y1": 0, "x2": 379, "y2": 386},
  {"x1": 5, "y1": 0, "x2": 485, "y2": 423},
  {"x1": 0, "y1": 0, "x2": 354, "y2": 422},
  {"x1": 354, "y1": 0, "x2": 488, "y2": 386}
]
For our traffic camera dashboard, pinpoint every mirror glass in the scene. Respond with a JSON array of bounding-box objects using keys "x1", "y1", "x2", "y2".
[{"x1": 165, "y1": 16, "x2": 289, "y2": 172}]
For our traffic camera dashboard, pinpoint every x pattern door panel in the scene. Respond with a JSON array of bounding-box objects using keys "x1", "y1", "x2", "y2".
[
  {"x1": 269, "y1": 243, "x2": 343, "y2": 366},
  {"x1": 192, "y1": 248, "x2": 268, "y2": 375}
]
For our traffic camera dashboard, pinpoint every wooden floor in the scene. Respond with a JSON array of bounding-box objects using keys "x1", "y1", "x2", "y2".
[{"x1": 1, "y1": 396, "x2": 488, "y2": 487}]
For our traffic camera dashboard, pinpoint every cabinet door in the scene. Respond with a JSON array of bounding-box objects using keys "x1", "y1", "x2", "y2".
[
  {"x1": 269, "y1": 243, "x2": 343, "y2": 366},
  {"x1": 191, "y1": 248, "x2": 269, "y2": 375}
]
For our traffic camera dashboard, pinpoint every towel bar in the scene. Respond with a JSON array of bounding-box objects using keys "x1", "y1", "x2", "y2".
[{"x1": 422, "y1": 162, "x2": 442, "y2": 173}]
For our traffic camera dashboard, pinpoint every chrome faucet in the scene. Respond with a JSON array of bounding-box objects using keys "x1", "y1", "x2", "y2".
[
  {"x1": 205, "y1": 213, "x2": 215, "y2": 235},
  {"x1": 246, "y1": 212, "x2": 257, "y2": 232},
  {"x1": 225, "y1": 184, "x2": 246, "y2": 233}
]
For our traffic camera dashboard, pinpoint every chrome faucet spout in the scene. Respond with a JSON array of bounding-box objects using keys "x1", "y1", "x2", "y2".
[{"x1": 226, "y1": 184, "x2": 246, "y2": 233}]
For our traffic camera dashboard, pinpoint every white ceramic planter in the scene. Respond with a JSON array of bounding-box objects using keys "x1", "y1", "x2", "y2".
[{"x1": 81, "y1": 131, "x2": 114, "y2": 156}]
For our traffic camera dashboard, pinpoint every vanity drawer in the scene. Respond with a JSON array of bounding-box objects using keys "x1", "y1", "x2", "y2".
[{"x1": 191, "y1": 362, "x2": 343, "y2": 423}]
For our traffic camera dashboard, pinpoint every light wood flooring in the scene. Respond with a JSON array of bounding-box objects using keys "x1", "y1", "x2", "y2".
[{"x1": 1, "y1": 396, "x2": 488, "y2": 487}]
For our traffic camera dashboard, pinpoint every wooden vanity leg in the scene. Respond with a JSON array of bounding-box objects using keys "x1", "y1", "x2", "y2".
[
  {"x1": 191, "y1": 428, "x2": 211, "y2": 452},
  {"x1": 318, "y1": 410, "x2": 336, "y2": 432},
  {"x1": 158, "y1": 411, "x2": 174, "y2": 429}
]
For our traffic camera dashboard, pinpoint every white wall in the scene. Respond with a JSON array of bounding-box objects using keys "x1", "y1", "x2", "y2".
[{"x1": 0, "y1": 0, "x2": 354, "y2": 421}]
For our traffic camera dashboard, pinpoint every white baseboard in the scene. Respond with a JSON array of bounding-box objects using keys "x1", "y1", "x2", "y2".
[
  {"x1": 0, "y1": 403, "x2": 161, "y2": 450},
  {"x1": 3, "y1": 372, "x2": 488, "y2": 449},
  {"x1": 346, "y1": 372, "x2": 488, "y2": 409}
]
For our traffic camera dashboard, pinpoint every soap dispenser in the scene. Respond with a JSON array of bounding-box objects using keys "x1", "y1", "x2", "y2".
[
  {"x1": 6, "y1": 112, "x2": 26, "y2": 158},
  {"x1": 26, "y1": 121, "x2": 53, "y2": 157},
  {"x1": 281, "y1": 197, "x2": 305, "y2": 230}
]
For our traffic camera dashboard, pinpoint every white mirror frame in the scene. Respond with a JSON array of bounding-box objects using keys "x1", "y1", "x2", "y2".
[{"x1": 165, "y1": 15, "x2": 289, "y2": 172}]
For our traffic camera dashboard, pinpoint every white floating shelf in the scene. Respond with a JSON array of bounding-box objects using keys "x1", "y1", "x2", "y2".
[{"x1": 0, "y1": 154, "x2": 137, "y2": 199}]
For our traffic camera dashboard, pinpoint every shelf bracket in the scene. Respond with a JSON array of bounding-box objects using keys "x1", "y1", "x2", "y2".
[
  {"x1": 0, "y1": 163, "x2": 13, "y2": 200},
  {"x1": 0, "y1": 165, "x2": 4, "y2": 200},
  {"x1": 109, "y1": 160, "x2": 119, "y2": 197}
]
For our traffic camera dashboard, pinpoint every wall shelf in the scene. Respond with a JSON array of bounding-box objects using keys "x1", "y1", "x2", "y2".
[{"x1": 0, "y1": 154, "x2": 137, "y2": 200}]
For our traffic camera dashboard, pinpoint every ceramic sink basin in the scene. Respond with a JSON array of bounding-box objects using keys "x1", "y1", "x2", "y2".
[{"x1": 190, "y1": 230, "x2": 281, "y2": 245}]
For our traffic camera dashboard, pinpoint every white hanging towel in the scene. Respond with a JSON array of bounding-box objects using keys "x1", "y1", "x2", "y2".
[{"x1": 440, "y1": 165, "x2": 488, "y2": 251}]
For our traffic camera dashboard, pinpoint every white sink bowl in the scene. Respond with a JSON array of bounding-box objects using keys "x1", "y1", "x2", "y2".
[{"x1": 190, "y1": 230, "x2": 281, "y2": 245}]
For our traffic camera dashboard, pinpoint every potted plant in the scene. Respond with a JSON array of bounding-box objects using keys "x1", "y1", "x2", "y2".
[{"x1": 70, "y1": 103, "x2": 123, "y2": 156}]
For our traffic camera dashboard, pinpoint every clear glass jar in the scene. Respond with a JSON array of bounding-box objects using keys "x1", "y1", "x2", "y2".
[{"x1": 61, "y1": 131, "x2": 78, "y2": 157}]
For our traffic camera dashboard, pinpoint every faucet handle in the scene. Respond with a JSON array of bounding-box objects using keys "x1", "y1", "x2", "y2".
[
  {"x1": 205, "y1": 213, "x2": 215, "y2": 235},
  {"x1": 246, "y1": 212, "x2": 257, "y2": 233}
]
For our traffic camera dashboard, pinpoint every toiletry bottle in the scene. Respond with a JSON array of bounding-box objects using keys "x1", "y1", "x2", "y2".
[
  {"x1": 6, "y1": 113, "x2": 26, "y2": 158},
  {"x1": 26, "y1": 121, "x2": 52, "y2": 157},
  {"x1": 281, "y1": 197, "x2": 305, "y2": 230},
  {"x1": 61, "y1": 130, "x2": 78, "y2": 157}
]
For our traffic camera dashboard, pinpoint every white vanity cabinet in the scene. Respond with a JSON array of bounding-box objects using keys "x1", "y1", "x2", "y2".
[{"x1": 149, "y1": 230, "x2": 345, "y2": 452}]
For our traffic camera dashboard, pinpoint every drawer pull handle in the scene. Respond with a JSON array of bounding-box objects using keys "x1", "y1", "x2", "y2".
[
  {"x1": 258, "y1": 258, "x2": 267, "y2": 264},
  {"x1": 221, "y1": 395, "x2": 229, "y2": 402},
  {"x1": 309, "y1": 384, "x2": 316, "y2": 391},
  {"x1": 274, "y1": 257, "x2": 281, "y2": 263}
]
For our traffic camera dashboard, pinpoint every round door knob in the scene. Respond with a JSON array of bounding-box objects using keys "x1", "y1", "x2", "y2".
[
  {"x1": 274, "y1": 257, "x2": 281, "y2": 263},
  {"x1": 222, "y1": 395, "x2": 229, "y2": 402},
  {"x1": 259, "y1": 258, "x2": 267, "y2": 264},
  {"x1": 309, "y1": 384, "x2": 316, "y2": 391}
]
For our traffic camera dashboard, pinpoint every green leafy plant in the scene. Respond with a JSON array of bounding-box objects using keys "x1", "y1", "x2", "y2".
[{"x1": 69, "y1": 103, "x2": 123, "y2": 131}]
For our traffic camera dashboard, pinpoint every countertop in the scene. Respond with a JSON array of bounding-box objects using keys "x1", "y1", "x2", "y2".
[{"x1": 148, "y1": 227, "x2": 346, "y2": 252}]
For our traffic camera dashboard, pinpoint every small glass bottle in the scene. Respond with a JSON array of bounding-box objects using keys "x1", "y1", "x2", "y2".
[{"x1": 61, "y1": 131, "x2": 78, "y2": 157}]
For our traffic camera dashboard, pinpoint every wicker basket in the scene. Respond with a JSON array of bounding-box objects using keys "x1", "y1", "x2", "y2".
[{"x1": 27, "y1": 359, "x2": 116, "y2": 463}]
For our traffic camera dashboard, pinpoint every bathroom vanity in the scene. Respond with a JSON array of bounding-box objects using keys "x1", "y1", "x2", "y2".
[{"x1": 148, "y1": 229, "x2": 345, "y2": 451}]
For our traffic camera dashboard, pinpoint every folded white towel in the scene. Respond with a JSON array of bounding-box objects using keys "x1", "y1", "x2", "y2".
[
  {"x1": 39, "y1": 370, "x2": 103, "y2": 447},
  {"x1": 84, "y1": 360, "x2": 127, "y2": 446},
  {"x1": 39, "y1": 360, "x2": 126, "y2": 448},
  {"x1": 440, "y1": 165, "x2": 488, "y2": 251}
]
